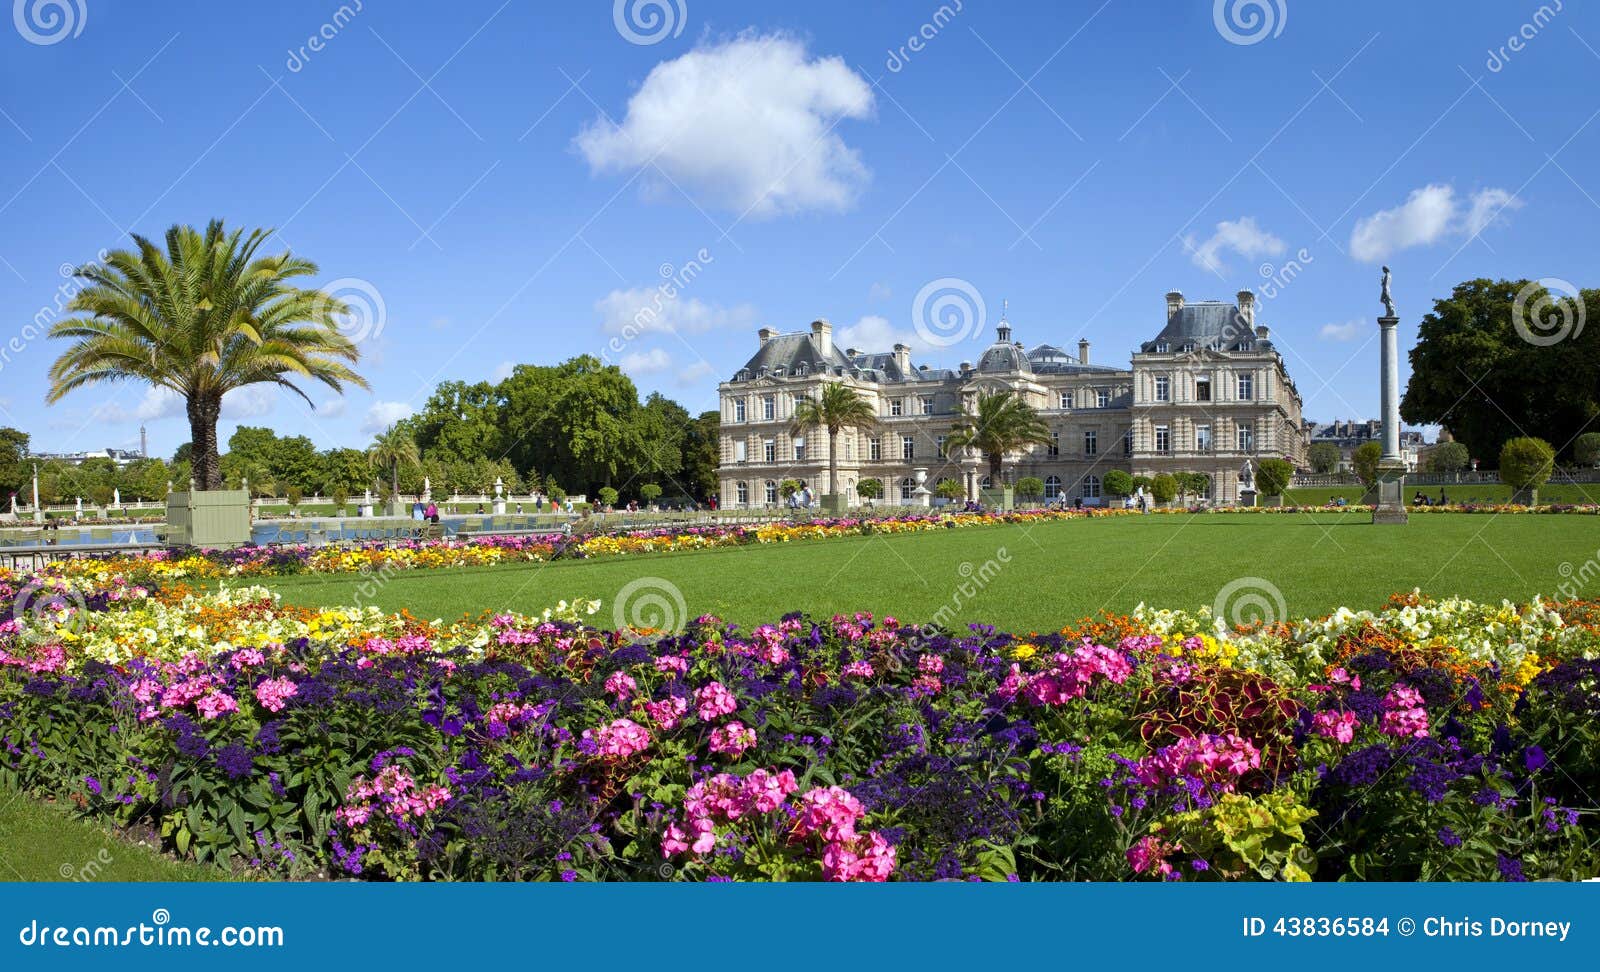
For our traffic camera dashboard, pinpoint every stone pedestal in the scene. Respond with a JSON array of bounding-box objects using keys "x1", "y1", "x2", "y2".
[
  {"x1": 166, "y1": 490, "x2": 252, "y2": 548},
  {"x1": 1239, "y1": 488, "x2": 1258, "y2": 508},
  {"x1": 1372, "y1": 460, "x2": 1409, "y2": 524},
  {"x1": 819, "y1": 493, "x2": 848, "y2": 515},
  {"x1": 979, "y1": 487, "x2": 1014, "y2": 511}
]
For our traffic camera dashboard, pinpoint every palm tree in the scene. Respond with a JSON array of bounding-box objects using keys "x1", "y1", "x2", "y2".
[
  {"x1": 368, "y1": 425, "x2": 420, "y2": 501},
  {"x1": 946, "y1": 391, "x2": 1052, "y2": 489},
  {"x1": 45, "y1": 221, "x2": 367, "y2": 490},
  {"x1": 791, "y1": 382, "x2": 877, "y2": 498}
]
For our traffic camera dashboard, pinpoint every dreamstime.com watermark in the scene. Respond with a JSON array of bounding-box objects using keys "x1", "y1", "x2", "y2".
[
  {"x1": 1213, "y1": 576, "x2": 1286, "y2": 628},
  {"x1": 284, "y1": 0, "x2": 365, "y2": 73},
  {"x1": 13, "y1": 0, "x2": 87, "y2": 46},
  {"x1": 59, "y1": 848, "x2": 113, "y2": 882},
  {"x1": 614, "y1": 576, "x2": 688, "y2": 642},
  {"x1": 885, "y1": 1, "x2": 965, "y2": 73},
  {"x1": 912, "y1": 277, "x2": 986, "y2": 349},
  {"x1": 17, "y1": 909, "x2": 284, "y2": 949},
  {"x1": 2, "y1": 249, "x2": 109, "y2": 376},
  {"x1": 1213, "y1": 0, "x2": 1287, "y2": 47},
  {"x1": 899, "y1": 548, "x2": 1012, "y2": 657},
  {"x1": 1485, "y1": 1, "x2": 1564, "y2": 73},
  {"x1": 1555, "y1": 549, "x2": 1600, "y2": 601},
  {"x1": 601, "y1": 247, "x2": 714, "y2": 366},
  {"x1": 614, "y1": 0, "x2": 686, "y2": 46},
  {"x1": 1512, "y1": 277, "x2": 1585, "y2": 347}
]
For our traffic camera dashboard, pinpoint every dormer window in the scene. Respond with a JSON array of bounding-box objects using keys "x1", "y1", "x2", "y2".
[
  {"x1": 795, "y1": 362, "x2": 808, "y2": 376},
  {"x1": 1181, "y1": 343, "x2": 1195, "y2": 353},
  {"x1": 1155, "y1": 342, "x2": 1169, "y2": 353}
]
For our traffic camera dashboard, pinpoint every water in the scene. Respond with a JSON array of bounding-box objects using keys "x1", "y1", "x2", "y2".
[{"x1": 0, "y1": 516, "x2": 550, "y2": 550}]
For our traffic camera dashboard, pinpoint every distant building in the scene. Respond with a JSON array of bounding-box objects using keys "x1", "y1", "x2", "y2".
[
  {"x1": 27, "y1": 447, "x2": 147, "y2": 467},
  {"x1": 1305, "y1": 418, "x2": 1425, "y2": 471},
  {"x1": 715, "y1": 289, "x2": 1308, "y2": 507}
]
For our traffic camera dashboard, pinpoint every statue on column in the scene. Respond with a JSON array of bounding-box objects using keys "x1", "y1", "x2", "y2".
[
  {"x1": 1239, "y1": 459, "x2": 1254, "y2": 489},
  {"x1": 1380, "y1": 265, "x2": 1396, "y2": 318}
]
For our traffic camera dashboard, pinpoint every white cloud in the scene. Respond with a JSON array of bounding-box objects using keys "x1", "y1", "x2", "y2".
[
  {"x1": 1349, "y1": 184, "x2": 1521, "y2": 262},
  {"x1": 316, "y1": 398, "x2": 348, "y2": 418},
  {"x1": 575, "y1": 33, "x2": 875, "y2": 217},
  {"x1": 836, "y1": 314, "x2": 925, "y2": 354},
  {"x1": 595, "y1": 287, "x2": 758, "y2": 336},
  {"x1": 1184, "y1": 216, "x2": 1286, "y2": 274},
  {"x1": 361, "y1": 401, "x2": 415, "y2": 435},
  {"x1": 490, "y1": 361, "x2": 516, "y2": 382},
  {"x1": 620, "y1": 348, "x2": 674, "y2": 375},
  {"x1": 1319, "y1": 320, "x2": 1364, "y2": 342},
  {"x1": 222, "y1": 386, "x2": 275, "y2": 420},
  {"x1": 868, "y1": 281, "x2": 892, "y2": 302},
  {"x1": 676, "y1": 361, "x2": 716, "y2": 387}
]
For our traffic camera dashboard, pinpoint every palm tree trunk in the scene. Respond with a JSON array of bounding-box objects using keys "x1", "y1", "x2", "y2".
[
  {"x1": 186, "y1": 394, "x2": 222, "y2": 491},
  {"x1": 392, "y1": 459, "x2": 399, "y2": 500},
  {"x1": 827, "y1": 427, "x2": 840, "y2": 497},
  {"x1": 988, "y1": 452, "x2": 1003, "y2": 486}
]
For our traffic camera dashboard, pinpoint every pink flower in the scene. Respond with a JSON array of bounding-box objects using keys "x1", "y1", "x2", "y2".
[
  {"x1": 231, "y1": 648, "x2": 266, "y2": 668},
  {"x1": 1126, "y1": 835, "x2": 1176, "y2": 877},
  {"x1": 194, "y1": 690, "x2": 239, "y2": 720},
  {"x1": 795, "y1": 786, "x2": 866, "y2": 843},
  {"x1": 841, "y1": 660, "x2": 875, "y2": 679},
  {"x1": 654, "y1": 655, "x2": 689, "y2": 675},
  {"x1": 1021, "y1": 641, "x2": 1133, "y2": 706},
  {"x1": 1380, "y1": 685, "x2": 1430, "y2": 739},
  {"x1": 1313, "y1": 709, "x2": 1358, "y2": 743},
  {"x1": 644, "y1": 695, "x2": 688, "y2": 730},
  {"x1": 661, "y1": 823, "x2": 690, "y2": 857},
  {"x1": 253, "y1": 676, "x2": 298, "y2": 713},
  {"x1": 583, "y1": 718, "x2": 652, "y2": 760},
  {"x1": 917, "y1": 654, "x2": 944, "y2": 674},
  {"x1": 604, "y1": 670, "x2": 637, "y2": 700},
  {"x1": 694, "y1": 681, "x2": 738, "y2": 721},
  {"x1": 709, "y1": 721, "x2": 757, "y2": 758}
]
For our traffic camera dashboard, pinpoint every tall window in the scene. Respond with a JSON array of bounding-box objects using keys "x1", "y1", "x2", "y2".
[
  {"x1": 1048, "y1": 432, "x2": 1060, "y2": 457},
  {"x1": 1083, "y1": 430, "x2": 1097, "y2": 456},
  {"x1": 1195, "y1": 377, "x2": 1211, "y2": 402},
  {"x1": 890, "y1": 398, "x2": 904, "y2": 417},
  {"x1": 1155, "y1": 425, "x2": 1171, "y2": 453},
  {"x1": 1122, "y1": 429, "x2": 1133, "y2": 456},
  {"x1": 899, "y1": 478, "x2": 916, "y2": 501},
  {"x1": 763, "y1": 439, "x2": 776, "y2": 463},
  {"x1": 762, "y1": 395, "x2": 776, "y2": 421},
  {"x1": 1155, "y1": 342, "x2": 1170, "y2": 353},
  {"x1": 1082, "y1": 475, "x2": 1102, "y2": 499},
  {"x1": 1096, "y1": 389, "x2": 1109, "y2": 408},
  {"x1": 901, "y1": 435, "x2": 915, "y2": 460},
  {"x1": 1236, "y1": 373, "x2": 1254, "y2": 401},
  {"x1": 1195, "y1": 425, "x2": 1212, "y2": 452},
  {"x1": 937, "y1": 435, "x2": 948, "y2": 458},
  {"x1": 793, "y1": 435, "x2": 806, "y2": 461},
  {"x1": 1059, "y1": 391, "x2": 1074, "y2": 409},
  {"x1": 869, "y1": 437, "x2": 881, "y2": 461},
  {"x1": 1237, "y1": 423, "x2": 1255, "y2": 452},
  {"x1": 1154, "y1": 376, "x2": 1170, "y2": 402},
  {"x1": 920, "y1": 396, "x2": 935, "y2": 415},
  {"x1": 736, "y1": 482, "x2": 749, "y2": 505},
  {"x1": 1044, "y1": 475, "x2": 1062, "y2": 499},
  {"x1": 734, "y1": 398, "x2": 747, "y2": 423},
  {"x1": 734, "y1": 440, "x2": 748, "y2": 463},
  {"x1": 764, "y1": 481, "x2": 778, "y2": 504}
]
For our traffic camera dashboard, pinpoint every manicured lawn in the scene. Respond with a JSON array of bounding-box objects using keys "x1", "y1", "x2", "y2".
[
  {"x1": 0, "y1": 789, "x2": 226, "y2": 882},
  {"x1": 1284, "y1": 482, "x2": 1600, "y2": 506},
  {"x1": 258, "y1": 512, "x2": 1600, "y2": 632}
]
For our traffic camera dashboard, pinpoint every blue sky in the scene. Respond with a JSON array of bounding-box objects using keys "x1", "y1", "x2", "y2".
[{"x1": 1, "y1": 0, "x2": 1596, "y2": 459}]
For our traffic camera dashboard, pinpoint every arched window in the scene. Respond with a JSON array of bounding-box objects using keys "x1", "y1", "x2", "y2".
[
  {"x1": 1082, "y1": 475, "x2": 1102, "y2": 499},
  {"x1": 764, "y1": 481, "x2": 778, "y2": 505},
  {"x1": 1044, "y1": 475, "x2": 1062, "y2": 499},
  {"x1": 736, "y1": 482, "x2": 749, "y2": 506},
  {"x1": 979, "y1": 475, "x2": 992, "y2": 489},
  {"x1": 899, "y1": 477, "x2": 916, "y2": 501}
]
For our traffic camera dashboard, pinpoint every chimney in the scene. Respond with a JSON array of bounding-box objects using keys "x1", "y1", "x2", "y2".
[
  {"x1": 758, "y1": 327, "x2": 777, "y2": 346},
  {"x1": 1078, "y1": 339, "x2": 1091, "y2": 365},
  {"x1": 893, "y1": 343, "x2": 911, "y2": 374},
  {"x1": 960, "y1": 361, "x2": 972, "y2": 375},
  {"x1": 845, "y1": 347, "x2": 860, "y2": 357},
  {"x1": 811, "y1": 319, "x2": 833, "y2": 357},
  {"x1": 1236, "y1": 290, "x2": 1256, "y2": 329},
  {"x1": 1255, "y1": 324, "x2": 1270, "y2": 341},
  {"x1": 1166, "y1": 291, "x2": 1184, "y2": 318}
]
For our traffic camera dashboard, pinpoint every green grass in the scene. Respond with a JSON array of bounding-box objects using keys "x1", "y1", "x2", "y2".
[
  {"x1": 1284, "y1": 482, "x2": 1600, "y2": 507},
  {"x1": 0, "y1": 789, "x2": 227, "y2": 882},
  {"x1": 257, "y1": 512, "x2": 1600, "y2": 633}
]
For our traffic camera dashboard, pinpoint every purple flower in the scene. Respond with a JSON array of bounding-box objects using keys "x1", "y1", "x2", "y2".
[
  {"x1": 1522, "y1": 745, "x2": 1548, "y2": 773},
  {"x1": 83, "y1": 776, "x2": 101, "y2": 795},
  {"x1": 1437, "y1": 827, "x2": 1461, "y2": 848}
]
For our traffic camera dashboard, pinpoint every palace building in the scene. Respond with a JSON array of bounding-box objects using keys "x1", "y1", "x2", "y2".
[{"x1": 715, "y1": 290, "x2": 1306, "y2": 508}]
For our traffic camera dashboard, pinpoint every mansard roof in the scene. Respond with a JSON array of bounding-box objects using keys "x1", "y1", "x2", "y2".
[{"x1": 1140, "y1": 299, "x2": 1263, "y2": 353}]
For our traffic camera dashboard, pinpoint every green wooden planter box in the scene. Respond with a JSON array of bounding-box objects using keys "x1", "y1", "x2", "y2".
[{"x1": 166, "y1": 490, "x2": 251, "y2": 548}]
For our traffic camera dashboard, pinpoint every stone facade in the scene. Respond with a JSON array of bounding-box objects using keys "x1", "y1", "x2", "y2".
[{"x1": 716, "y1": 290, "x2": 1306, "y2": 508}]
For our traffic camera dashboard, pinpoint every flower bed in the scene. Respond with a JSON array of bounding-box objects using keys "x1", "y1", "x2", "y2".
[{"x1": 2, "y1": 569, "x2": 1598, "y2": 882}]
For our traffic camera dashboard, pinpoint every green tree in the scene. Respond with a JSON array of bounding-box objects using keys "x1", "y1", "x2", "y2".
[
  {"x1": 1103, "y1": 468, "x2": 1134, "y2": 497},
  {"x1": 1499, "y1": 437, "x2": 1555, "y2": 492},
  {"x1": 682, "y1": 410, "x2": 721, "y2": 500},
  {"x1": 367, "y1": 426, "x2": 420, "y2": 500},
  {"x1": 597, "y1": 486, "x2": 619, "y2": 507},
  {"x1": 945, "y1": 391, "x2": 1052, "y2": 485},
  {"x1": 1015, "y1": 476, "x2": 1045, "y2": 503},
  {"x1": 319, "y1": 448, "x2": 371, "y2": 496},
  {"x1": 45, "y1": 221, "x2": 367, "y2": 489},
  {"x1": 1255, "y1": 458, "x2": 1294, "y2": 497},
  {"x1": 1308, "y1": 441, "x2": 1341, "y2": 474},
  {"x1": 639, "y1": 483, "x2": 663, "y2": 505},
  {"x1": 405, "y1": 380, "x2": 503, "y2": 465},
  {"x1": 856, "y1": 478, "x2": 883, "y2": 505},
  {"x1": 1574, "y1": 432, "x2": 1600, "y2": 467},
  {"x1": 626, "y1": 392, "x2": 688, "y2": 488},
  {"x1": 1151, "y1": 473, "x2": 1178, "y2": 505},
  {"x1": 778, "y1": 479, "x2": 805, "y2": 500},
  {"x1": 0, "y1": 427, "x2": 31, "y2": 500},
  {"x1": 1352, "y1": 441, "x2": 1383, "y2": 487},
  {"x1": 934, "y1": 477, "x2": 965, "y2": 502},
  {"x1": 1401, "y1": 278, "x2": 1599, "y2": 463},
  {"x1": 791, "y1": 382, "x2": 877, "y2": 498},
  {"x1": 1428, "y1": 441, "x2": 1470, "y2": 473},
  {"x1": 498, "y1": 357, "x2": 640, "y2": 494}
]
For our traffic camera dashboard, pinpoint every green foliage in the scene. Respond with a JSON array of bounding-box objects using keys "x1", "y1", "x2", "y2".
[
  {"x1": 1352, "y1": 441, "x2": 1383, "y2": 486},
  {"x1": 1574, "y1": 432, "x2": 1600, "y2": 468},
  {"x1": 856, "y1": 478, "x2": 883, "y2": 501},
  {"x1": 0, "y1": 427, "x2": 29, "y2": 499},
  {"x1": 597, "y1": 486, "x2": 620, "y2": 507},
  {"x1": 1307, "y1": 442, "x2": 1341, "y2": 474},
  {"x1": 1150, "y1": 473, "x2": 1177, "y2": 504},
  {"x1": 1429, "y1": 441, "x2": 1470, "y2": 473},
  {"x1": 1102, "y1": 469, "x2": 1134, "y2": 497},
  {"x1": 285, "y1": 486, "x2": 303, "y2": 507},
  {"x1": 367, "y1": 426, "x2": 420, "y2": 500},
  {"x1": 1401, "y1": 278, "x2": 1599, "y2": 464},
  {"x1": 639, "y1": 484, "x2": 663, "y2": 504},
  {"x1": 934, "y1": 478, "x2": 965, "y2": 500},
  {"x1": 947, "y1": 392, "x2": 1052, "y2": 482},
  {"x1": 45, "y1": 220, "x2": 367, "y2": 489},
  {"x1": 1015, "y1": 477, "x2": 1045, "y2": 500},
  {"x1": 1156, "y1": 792, "x2": 1317, "y2": 881},
  {"x1": 1254, "y1": 458, "x2": 1295, "y2": 497},
  {"x1": 778, "y1": 479, "x2": 805, "y2": 499},
  {"x1": 1175, "y1": 472, "x2": 1211, "y2": 500},
  {"x1": 1499, "y1": 437, "x2": 1555, "y2": 491},
  {"x1": 792, "y1": 383, "x2": 877, "y2": 496}
]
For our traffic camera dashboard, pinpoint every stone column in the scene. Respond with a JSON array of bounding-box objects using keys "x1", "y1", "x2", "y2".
[{"x1": 1373, "y1": 314, "x2": 1409, "y2": 524}]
